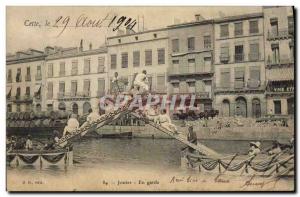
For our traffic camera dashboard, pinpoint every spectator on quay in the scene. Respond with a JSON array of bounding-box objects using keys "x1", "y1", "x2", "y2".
[{"x1": 25, "y1": 135, "x2": 33, "y2": 150}]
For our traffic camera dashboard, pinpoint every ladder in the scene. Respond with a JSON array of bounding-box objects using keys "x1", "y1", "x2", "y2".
[
  {"x1": 130, "y1": 112, "x2": 220, "y2": 157},
  {"x1": 56, "y1": 103, "x2": 132, "y2": 146}
]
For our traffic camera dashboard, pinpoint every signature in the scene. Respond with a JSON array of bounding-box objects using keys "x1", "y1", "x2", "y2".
[
  {"x1": 241, "y1": 174, "x2": 280, "y2": 189},
  {"x1": 24, "y1": 13, "x2": 137, "y2": 37}
]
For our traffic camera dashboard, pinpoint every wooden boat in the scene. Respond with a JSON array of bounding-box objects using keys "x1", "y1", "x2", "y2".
[
  {"x1": 180, "y1": 149, "x2": 294, "y2": 177},
  {"x1": 7, "y1": 148, "x2": 73, "y2": 167}
]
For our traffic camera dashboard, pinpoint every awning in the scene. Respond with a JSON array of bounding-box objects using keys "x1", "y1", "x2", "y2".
[
  {"x1": 6, "y1": 86, "x2": 12, "y2": 96},
  {"x1": 34, "y1": 85, "x2": 41, "y2": 94},
  {"x1": 268, "y1": 68, "x2": 294, "y2": 82}
]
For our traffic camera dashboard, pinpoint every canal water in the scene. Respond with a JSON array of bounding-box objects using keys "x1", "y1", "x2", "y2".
[{"x1": 7, "y1": 138, "x2": 293, "y2": 191}]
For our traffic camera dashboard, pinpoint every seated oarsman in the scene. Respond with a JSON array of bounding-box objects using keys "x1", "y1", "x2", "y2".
[
  {"x1": 158, "y1": 109, "x2": 178, "y2": 134},
  {"x1": 268, "y1": 140, "x2": 282, "y2": 155},
  {"x1": 25, "y1": 135, "x2": 33, "y2": 150},
  {"x1": 79, "y1": 108, "x2": 101, "y2": 136},
  {"x1": 143, "y1": 104, "x2": 159, "y2": 124},
  {"x1": 63, "y1": 114, "x2": 79, "y2": 137},
  {"x1": 248, "y1": 141, "x2": 261, "y2": 156}
]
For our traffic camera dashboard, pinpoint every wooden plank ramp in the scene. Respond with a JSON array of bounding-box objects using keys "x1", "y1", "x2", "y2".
[{"x1": 130, "y1": 112, "x2": 220, "y2": 158}]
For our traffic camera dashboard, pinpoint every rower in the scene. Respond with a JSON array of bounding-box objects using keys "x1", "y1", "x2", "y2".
[
  {"x1": 133, "y1": 70, "x2": 149, "y2": 94},
  {"x1": 63, "y1": 113, "x2": 79, "y2": 137},
  {"x1": 248, "y1": 141, "x2": 261, "y2": 156},
  {"x1": 158, "y1": 109, "x2": 178, "y2": 134},
  {"x1": 80, "y1": 108, "x2": 100, "y2": 129}
]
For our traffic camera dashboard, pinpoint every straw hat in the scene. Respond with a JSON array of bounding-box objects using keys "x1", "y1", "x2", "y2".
[{"x1": 250, "y1": 141, "x2": 261, "y2": 149}]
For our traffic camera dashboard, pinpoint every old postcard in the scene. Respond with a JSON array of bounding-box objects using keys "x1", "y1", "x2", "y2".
[{"x1": 6, "y1": 6, "x2": 295, "y2": 192}]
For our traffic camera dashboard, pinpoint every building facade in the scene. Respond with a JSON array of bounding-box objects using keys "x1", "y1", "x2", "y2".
[
  {"x1": 106, "y1": 28, "x2": 169, "y2": 95},
  {"x1": 263, "y1": 6, "x2": 294, "y2": 116},
  {"x1": 167, "y1": 17, "x2": 214, "y2": 112},
  {"x1": 45, "y1": 44, "x2": 108, "y2": 115},
  {"x1": 214, "y1": 13, "x2": 266, "y2": 118},
  {"x1": 6, "y1": 49, "x2": 46, "y2": 113}
]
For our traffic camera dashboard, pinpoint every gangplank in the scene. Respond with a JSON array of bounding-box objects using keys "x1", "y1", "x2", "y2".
[{"x1": 130, "y1": 112, "x2": 220, "y2": 157}]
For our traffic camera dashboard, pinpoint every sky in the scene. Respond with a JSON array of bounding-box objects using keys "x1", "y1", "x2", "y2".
[{"x1": 6, "y1": 6, "x2": 262, "y2": 54}]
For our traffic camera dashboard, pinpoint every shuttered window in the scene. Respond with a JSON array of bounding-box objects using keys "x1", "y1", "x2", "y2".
[
  {"x1": 47, "y1": 82, "x2": 53, "y2": 99},
  {"x1": 71, "y1": 81, "x2": 77, "y2": 96},
  {"x1": 234, "y1": 67, "x2": 245, "y2": 88},
  {"x1": 121, "y1": 52, "x2": 128, "y2": 68},
  {"x1": 48, "y1": 63, "x2": 53, "y2": 77},
  {"x1": 59, "y1": 62, "x2": 65, "y2": 76},
  {"x1": 187, "y1": 37, "x2": 195, "y2": 51},
  {"x1": 172, "y1": 39, "x2": 179, "y2": 53},
  {"x1": 110, "y1": 54, "x2": 117, "y2": 69},
  {"x1": 220, "y1": 69, "x2": 230, "y2": 88},
  {"x1": 83, "y1": 80, "x2": 90, "y2": 95},
  {"x1": 249, "y1": 43, "x2": 259, "y2": 61},
  {"x1": 71, "y1": 61, "x2": 78, "y2": 75},
  {"x1": 133, "y1": 51, "x2": 140, "y2": 67},
  {"x1": 98, "y1": 78, "x2": 105, "y2": 97},
  {"x1": 220, "y1": 24, "x2": 229, "y2": 37},
  {"x1": 156, "y1": 75, "x2": 165, "y2": 92},
  {"x1": 98, "y1": 57, "x2": 105, "y2": 73},
  {"x1": 84, "y1": 59, "x2": 91, "y2": 74},
  {"x1": 145, "y1": 50, "x2": 152, "y2": 66},
  {"x1": 157, "y1": 48, "x2": 165, "y2": 64},
  {"x1": 59, "y1": 82, "x2": 65, "y2": 93}
]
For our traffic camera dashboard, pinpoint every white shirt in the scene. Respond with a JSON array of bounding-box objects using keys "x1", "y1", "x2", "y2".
[
  {"x1": 159, "y1": 114, "x2": 172, "y2": 123},
  {"x1": 25, "y1": 139, "x2": 33, "y2": 149},
  {"x1": 67, "y1": 118, "x2": 79, "y2": 129},
  {"x1": 135, "y1": 73, "x2": 147, "y2": 83},
  {"x1": 87, "y1": 112, "x2": 100, "y2": 123}
]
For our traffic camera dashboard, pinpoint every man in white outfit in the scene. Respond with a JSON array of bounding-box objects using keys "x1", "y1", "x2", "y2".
[
  {"x1": 158, "y1": 109, "x2": 178, "y2": 134},
  {"x1": 63, "y1": 114, "x2": 79, "y2": 137},
  {"x1": 133, "y1": 70, "x2": 149, "y2": 93}
]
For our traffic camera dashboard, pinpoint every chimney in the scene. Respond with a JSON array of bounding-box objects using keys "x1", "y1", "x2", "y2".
[
  {"x1": 89, "y1": 43, "x2": 92, "y2": 50},
  {"x1": 79, "y1": 39, "x2": 83, "y2": 51},
  {"x1": 195, "y1": 14, "x2": 204, "y2": 22}
]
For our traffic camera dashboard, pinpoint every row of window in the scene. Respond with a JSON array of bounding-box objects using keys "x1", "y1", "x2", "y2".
[
  {"x1": 220, "y1": 20, "x2": 259, "y2": 38},
  {"x1": 220, "y1": 43, "x2": 261, "y2": 63},
  {"x1": 219, "y1": 66, "x2": 261, "y2": 88},
  {"x1": 7, "y1": 66, "x2": 42, "y2": 83},
  {"x1": 47, "y1": 57, "x2": 105, "y2": 78},
  {"x1": 110, "y1": 48, "x2": 165, "y2": 69},
  {"x1": 47, "y1": 79, "x2": 106, "y2": 99},
  {"x1": 171, "y1": 36, "x2": 211, "y2": 53}
]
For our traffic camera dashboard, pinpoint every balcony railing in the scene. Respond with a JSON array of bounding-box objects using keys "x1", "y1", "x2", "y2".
[
  {"x1": 98, "y1": 66, "x2": 105, "y2": 73},
  {"x1": 267, "y1": 28, "x2": 293, "y2": 40},
  {"x1": 12, "y1": 95, "x2": 33, "y2": 102},
  {"x1": 248, "y1": 53, "x2": 261, "y2": 61},
  {"x1": 58, "y1": 91, "x2": 91, "y2": 100},
  {"x1": 16, "y1": 75, "x2": 22, "y2": 82},
  {"x1": 220, "y1": 54, "x2": 230, "y2": 63},
  {"x1": 59, "y1": 71, "x2": 65, "y2": 77},
  {"x1": 97, "y1": 90, "x2": 106, "y2": 97},
  {"x1": 266, "y1": 57, "x2": 294, "y2": 66},
  {"x1": 35, "y1": 74, "x2": 42, "y2": 81},
  {"x1": 25, "y1": 74, "x2": 31, "y2": 81},
  {"x1": 71, "y1": 69, "x2": 78, "y2": 76},
  {"x1": 215, "y1": 81, "x2": 265, "y2": 92},
  {"x1": 168, "y1": 65, "x2": 211, "y2": 76},
  {"x1": 170, "y1": 90, "x2": 210, "y2": 98},
  {"x1": 234, "y1": 53, "x2": 244, "y2": 62}
]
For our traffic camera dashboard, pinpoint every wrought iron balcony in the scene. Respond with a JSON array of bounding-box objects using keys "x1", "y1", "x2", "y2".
[
  {"x1": 219, "y1": 54, "x2": 230, "y2": 63},
  {"x1": 267, "y1": 28, "x2": 293, "y2": 40},
  {"x1": 98, "y1": 66, "x2": 105, "y2": 73},
  {"x1": 58, "y1": 91, "x2": 91, "y2": 100},
  {"x1": 12, "y1": 95, "x2": 33, "y2": 103},
  {"x1": 266, "y1": 57, "x2": 294, "y2": 67},
  {"x1": 248, "y1": 53, "x2": 261, "y2": 61},
  {"x1": 25, "y1": 74, "x2": 31, "y2": 81},
  {"x1": 169, "y1": 89, "x2": 210, "y2": 99},
  {"x1": 234, "y1": 53, "x2": 244, "y2": 63},
  {"x1": 71, "y1": 69, "x2": 78, "y2": 76},
  {"x1": 35, "y1": 74, "x2": 42, "y2": 81},
  {"x1": 214, "y1": 81, "x2": 265, "y2": 93},
  {"x1": 59, "y1": 71, "x2": 65, "y2": 77},
  {"x1": 168, "y1": 65, "x2": 212, "y2": 76},
  {"x1": 7, "y1": 77, "x2": 12, "y2": 83}
]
